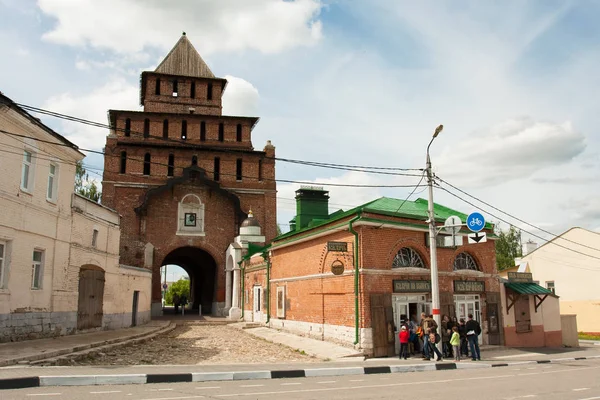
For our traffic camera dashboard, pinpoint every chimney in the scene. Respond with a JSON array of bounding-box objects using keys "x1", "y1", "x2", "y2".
[
  {"x1": 522, "y1": 240, "x2": 538, "y2": 256},
  {"x1": 294, "y1": 186, "x2": 329, "y2": 231}
]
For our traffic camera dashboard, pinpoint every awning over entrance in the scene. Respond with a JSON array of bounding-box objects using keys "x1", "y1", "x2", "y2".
[{"x1": 504, "y1": 282, "x2": 554, "y2": 313}]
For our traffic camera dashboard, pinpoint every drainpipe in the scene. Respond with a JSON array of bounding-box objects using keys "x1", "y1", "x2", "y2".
[
  {"x1": 265, "y1": 251, "x2": 271, "y2": 324},
  {"x1": 348, "y1": 211, "x2": 362, "y2": 346},
  {"x1": 239, "y1": 261, "x2": 245, "y2": 319}
]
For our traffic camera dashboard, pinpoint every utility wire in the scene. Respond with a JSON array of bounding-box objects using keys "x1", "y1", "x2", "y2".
[
  {"x1": 436, "y1": 182, "x2": 600, "y2": 262},
  {"x1": 437, "y1": 177, "x2": 600, "y2": 255}
]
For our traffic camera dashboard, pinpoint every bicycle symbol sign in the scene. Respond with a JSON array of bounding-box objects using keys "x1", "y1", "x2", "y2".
[{"x1": 466, "y1": 212, "x2": 485, "y2": 233}]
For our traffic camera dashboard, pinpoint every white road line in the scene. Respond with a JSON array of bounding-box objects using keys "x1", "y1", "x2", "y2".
[
  {"x1": 149, "y1": 388, "x2": 175, "y2": 391},
  {"x1": 196, "y1": 386, "x2": 221, "y2": 390},
  {"x1": 240, "y1": 384, "x2": 264, "y2": 388},
  {"x1": 494, "y1": 353, "x2": 545, "y2": 359},
  {"x1": 573, "y1": 388, "x2": 590, "y2": 391},
  {"x1": 90, "y1": 391, "x2": 123, "y2": 394},
  {"x1": 349, "y1": 379, "x2": 365, "y2": 382},
  {"x1": 522, "y1": 395, "x2": 537, "y2": 398},
  {"x1": 140, "y1": 396, "x2": 205, "y2": 400},
  {"x1": 26, "y1": 395, "x2": 62, "y2": 397},
  {"x1": 576, "y1": 397, "x2": 600, "y2": 400},
  {"x1": 318, "y1": 381, "x2": 337, "y2": 384},
  {"x1": 280, "y1": 383, "x2": 302, "y2": 386}
]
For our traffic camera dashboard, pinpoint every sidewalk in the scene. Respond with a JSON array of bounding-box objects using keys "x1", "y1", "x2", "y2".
[{"x1": 0, "y1": 321, "x2": 171, "y2": 367}]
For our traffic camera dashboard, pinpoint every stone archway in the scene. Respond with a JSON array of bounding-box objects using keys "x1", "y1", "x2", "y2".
[{"x1": 162, "y1": 247, "x2": 217, "y2": 315}]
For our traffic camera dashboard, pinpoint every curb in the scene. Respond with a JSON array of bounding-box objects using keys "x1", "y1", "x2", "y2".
[
  {"x1": 2, "y1": 355, "x2": 599, "y2": 390},
  {"x1": 0, "y1": 322, "x2": 174, "y2": 368}
]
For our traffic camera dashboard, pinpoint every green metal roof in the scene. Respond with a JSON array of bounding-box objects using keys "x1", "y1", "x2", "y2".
[
  {"x1": 274, "y1": 196, "x2": 494, "y2": 242},
  {"x1": 505, "y1": 282, "x2": 553, "y2": 295}
]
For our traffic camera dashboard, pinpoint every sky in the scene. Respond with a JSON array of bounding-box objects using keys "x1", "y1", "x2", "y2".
[{"x1": 1, "y1": 0, "x2": 600, "y2": 279}]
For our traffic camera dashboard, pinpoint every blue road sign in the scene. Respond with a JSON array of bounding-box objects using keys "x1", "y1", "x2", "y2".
[{"x1": 466, "y1": 212, "x2": 485, "y2": 232}]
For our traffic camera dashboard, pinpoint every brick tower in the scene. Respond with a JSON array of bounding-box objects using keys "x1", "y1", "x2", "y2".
[{"x1": 101, "y1": 33, "x2": 277, "y2": 317}]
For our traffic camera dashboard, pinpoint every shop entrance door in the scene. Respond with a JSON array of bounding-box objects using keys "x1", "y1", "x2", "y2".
[
  {"x1": 455, "y1": 295, "x2": 482, "y2": 344},
  {"x1": 392, "y1": 294, "x2": 430, "y2": 353}
]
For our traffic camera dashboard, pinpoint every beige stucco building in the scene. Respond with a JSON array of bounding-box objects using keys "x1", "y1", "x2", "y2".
[
  {"x1": 0, "y1": 93, "x2": 151, "y2": 342},
  {"x1": 514, "y1": 228, "x2": 600, "y2": 333}
]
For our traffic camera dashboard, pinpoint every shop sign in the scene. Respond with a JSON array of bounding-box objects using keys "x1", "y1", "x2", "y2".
[
  {"x1": 393, "y1": 280, "x2": 431, "y2": 293},
  {"x1": 507, "y1": 272, "x2": 533, "y2": 283},
  {"x1": 327, "y1": 241, "x2": 348, "y2": 252},
  {"x1": 454, "y1": 280, "x2": 485, "y2": 293}
]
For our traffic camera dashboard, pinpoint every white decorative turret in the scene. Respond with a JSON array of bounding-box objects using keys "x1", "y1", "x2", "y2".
[{"x1": 240, "y1": 210, "x2": 262, "y2": 237}]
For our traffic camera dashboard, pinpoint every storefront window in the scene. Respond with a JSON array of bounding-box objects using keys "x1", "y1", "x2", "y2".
[
  {"x1": 392, "y1": 248, "x2": 426, "y2": 269},
  {"x1": 453, "y1": 252, "x2": 479, "y2": 271}
]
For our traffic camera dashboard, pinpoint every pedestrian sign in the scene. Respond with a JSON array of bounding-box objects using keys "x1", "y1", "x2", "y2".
[{"x1": 466, "y1": 212, "x2": 485, "y2": 232}]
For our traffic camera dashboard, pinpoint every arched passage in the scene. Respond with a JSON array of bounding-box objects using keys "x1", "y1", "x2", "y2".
[{"x1": 162, "y1": 247, "x2": 217, "y2": 315}]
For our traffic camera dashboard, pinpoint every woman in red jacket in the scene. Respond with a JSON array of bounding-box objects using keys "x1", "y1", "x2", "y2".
[{"x1": 399, "y1": 326, "x2": 410, "y2": 360}]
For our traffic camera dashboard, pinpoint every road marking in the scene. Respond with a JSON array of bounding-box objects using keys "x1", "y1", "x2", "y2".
[
  {"x1": 149, "y1": 388, "x2": 175, "y2": 391},
  {"x1": 576, "y1": 397, "x2": 600, "y2": 400},
  {"x1": 318, "y1": 381, "x2": 337, "y2": 384},
  {"x1": 90, "y1": 391, "x2": 122, "y2": 394},
  {"x1": 349, "y1": 379, "x2": 364, "y2": 382},
  {"x1": 495, "y1": 353, "x2": 545, "y2": 359},
  {"x1": 196, "y1": 386, "x2": 221, "y2": 389},
  {"x1": 240, "y1": 384, "x2": 264, "y2": 388},
  {"x1": 573, "y1": 388, "x2": 590, "y2": 391},
  {"x1": 26, "y1": 395, "x2": 62, "y2": 397},
  {"x1": 140, "y1": 396, "x2": 205, "y2": 400},
  {"x1": 280, "y1": 383, "x2": 302, "y2": 386},
  {"x1": 522, "y1": 396, "x2": 537, "y2": 398}
]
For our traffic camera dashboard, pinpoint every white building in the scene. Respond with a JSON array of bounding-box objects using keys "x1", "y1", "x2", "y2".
[{"x1": 0, "y1": 92, "x2": 151, "y2": 342}]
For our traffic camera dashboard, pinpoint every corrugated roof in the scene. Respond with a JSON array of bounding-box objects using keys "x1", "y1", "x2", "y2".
[
  {"x1": 155, "y1": 34, "x2": 215, "y2": 79},
  {"x1": 505, "y1": 282, "x2": 553, "y2": 295}
]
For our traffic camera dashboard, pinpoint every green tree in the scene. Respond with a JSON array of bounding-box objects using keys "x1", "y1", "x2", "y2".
[
  {"x1": 165, "y1": 278, "x2": 191, "y2": 305},
  {"x1": 276, "y1": 224, "x2": 283, "y2": 236},
  {"x1": 75, "y1": 161, "x2": 101, "y2": 202},
  {"x1": 495, "y1": 225, "x2": 523, "y2": 271}
]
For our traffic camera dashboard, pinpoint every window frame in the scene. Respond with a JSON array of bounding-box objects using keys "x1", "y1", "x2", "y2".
[
  {"x1": 167, "y1": 154, "x2": 175, "y2": 177},
  {"x1": 120, "y1": 151, "x2": 127, "y2": 174},
  {"x1": 31, "y1": 249, "x2": 44, "y2": 290},
  {"x1": 155, "y1": 78, "x2": 161, "y2": 95},
  {"x1": 143, "y1": 153, "x2": 151, "y2": 176},
  {"x1": 21, "y1": 150, "x2": 35, "y2": 192},
  {"x1": 181, "y1": 120, "x2": 187, "y2": 140},
  {"x1": 236, "y1": 124, "x2": 242, "y2": 142},
  {"x1": 124, "y1": 118, "x2": 131, "y2": 137},
  {"x1": 46, "y1": 162, "x2": 58, "y2": 203},
  {"x1": 200, "y1": 121, "x2": 206, "y2": 141},
  {"x1": 0, "y1": 241, "x2": 7, "y2": 289},
  {"x1": 207, "y1": 82, "x2": 213, "y2": 100},
  {"x1": 214, "y1": 157, "x2": 220, "y2": 181},
  {"x1": 236, "y1": 158, "x2": 243, "y2": 181},
  {"x1": 92, "y1": 229, "x2": 99, "y2": 248},
  {"x1": 218, "y1": 123, "x2": 224, "y2": 142},
  {"x1": 143, "y1": 118, "x2": 150, "y2": 138},
  {"x1": 163, "y1": 119, "x2": 169, "y2": 139},
  {"x1": 453, "y1": 252, "x2": 479, "y2": 271},
  {"x1": 392, "y1": 247, "x2": 427, "y2": 269}
]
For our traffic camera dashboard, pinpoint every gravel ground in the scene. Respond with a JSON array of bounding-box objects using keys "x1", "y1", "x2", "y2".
[{"x1": 74, "y1": 324, "x2": 318, "y2": 365}]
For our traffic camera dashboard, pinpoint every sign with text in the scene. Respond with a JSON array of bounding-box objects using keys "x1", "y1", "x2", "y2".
[
  {"x1": 507, "y1": 272, "x2": 533, "y2": 283},
  {"x1": 327, "y1": 241, "x2": 348, "y2": 252},
  {"x1": 454, "y1": 280, "x2": 485, "y2": 293},
  {"x1": 393, "y1": 280, "x2": 431, "y2": 293}
]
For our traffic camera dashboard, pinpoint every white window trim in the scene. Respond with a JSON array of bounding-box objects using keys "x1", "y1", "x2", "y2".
[
  {"x1": 21, "y1": 150, "x2": 36, "y2": 193},
  {"x1": 92, "y1": 228, "x2": 99, "y2": 248},
  {"x1": 46, "y1": 162, "x2": 59, "y2": 203},
  {"x1": 31, "y1": 249, "x2": 44, "y2": 290},
  {"x1": 253, "y1": 286, "x2": 262, "y2": 313},
  {"x1": 276, "y1": 286, "x2": 286, "y2": 318},
  {"x1": 176, "y1": 194, "x2": 205, "y2": 236}
]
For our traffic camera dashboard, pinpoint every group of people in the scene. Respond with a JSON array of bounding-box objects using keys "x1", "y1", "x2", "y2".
[{"x1": 397, "y1": 312, "x2": 481, "y2": 362}]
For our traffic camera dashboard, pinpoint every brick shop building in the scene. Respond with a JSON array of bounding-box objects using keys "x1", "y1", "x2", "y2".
[
  {"x1": 101, "y1": 34, "x2": 276, "y2": 317},
  {"x1": 242, "y1": 187, "x2": 502, "y2": 356}
]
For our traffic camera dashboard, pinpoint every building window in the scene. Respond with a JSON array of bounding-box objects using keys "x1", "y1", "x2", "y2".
[
  {"x1": 546, "y1": 281, "x2": 555, "y2": 294},
  {"x1": 214, "y1": 157, "x2": 220, "y2": 181},
  {"x1": 253, "y1": 286, "x2": 261, "y2": 312},
  {"x1": 21, "y1": 150, "x2": 34, "y2": 192},
  {"x1": 124, "y1": 118, "x2": 131, "y2": 136},
  {"x1": 0, "y1": 241, "x2": 6, "y2": 289},
  {"x1": 47, "y1": 163, "x2": 58, "y2": 202},
  {"x1": 200, "y1": 121, "x2": 206, "y2": 141},
  {"x1": 218, "y1": 123, "x2": 224, "y2": 142},
  {"x1": 173, "y1": 79, "x2": 178, "y2": 96},
  {"x1": 32, "y1": 250, "x2": 43, "y2": 290},
  {"x1": 453, "y1": 252, "x2": 479, "y2": 271},
  {"x1": 192, "y1": 155, "x2": 198, "y2": 166},
  {"x1": 258, "y1": 159, "x2": 263, "y2": 181},
  {"x1": 155, "y1": 78, "x2": 161, "y2": 95},
  {"x1": 168, "y1": 154, "x2": 174, "y2": 177},
  {"x1": 236, "y1": 158, "x2": 243, "y2": 181},
  {"x1": 181, "y1": 120, "x2": 187, "y2": 140},
  {"x1": 191, "y1": 81, "x2": 196, "y2": 98},
  {"x1": 143, "y1": 118, "x2": 150, "y2": 138},
  {"x1": 177, "y1": 194, "x2": 205, "y2": 236},
  {"x1": 92, "y1": 229, "x2": 99, "y2": 248},
  {"x1": 120, "y1": 151, "x2": 127, "y2": 174},
  {"x1": 392, "y1": 247, "x2": 426, "y2": 268},
  {"x1": 207, "y1": 82, "x2": 213, "y2": 100},
  {"x1": 163, "y1": 119, "x2": 169, "y2": 138},
  {"x1": 236, "y1": 124, "x2": 242, "y2": 142},
  {"x1": 143, "y1": 153, "x2": 151, "y2": 175}
]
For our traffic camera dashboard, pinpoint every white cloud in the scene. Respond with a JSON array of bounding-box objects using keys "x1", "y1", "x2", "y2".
[
  {"x1": 38, "y1": 0, "x2": 323, "y2": 55},
  {"x1": 42, "y1": 78, "x2": 141, "y2": 150},
  {"x1": 222, "y1": 75, "x2": 260, "y2": 116},
  {"x1": 435, "y1": 117, "x2": 586, "y2": 187}
]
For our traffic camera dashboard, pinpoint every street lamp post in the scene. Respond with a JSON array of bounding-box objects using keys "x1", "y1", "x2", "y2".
[{"x1": 427, "y1": 124, "x2": 444, "y2": 331}]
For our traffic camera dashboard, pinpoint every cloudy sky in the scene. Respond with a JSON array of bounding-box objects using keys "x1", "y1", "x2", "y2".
[{"x1": 1, "y1": 0, "x2": 600, "y2": 279}]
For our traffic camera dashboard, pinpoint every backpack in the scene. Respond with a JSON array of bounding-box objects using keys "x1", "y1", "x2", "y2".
[
  {"x1": 416, "y1": 326, "x2": 423, "y2": 338},
  {"x1": 435, "y1": 333, "x2": 441, "y2": 344}
]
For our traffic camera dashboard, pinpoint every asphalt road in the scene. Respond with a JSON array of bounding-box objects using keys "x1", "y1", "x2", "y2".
[{"x1": 3, "y1": 359, "x2": 600, "y2": 400}]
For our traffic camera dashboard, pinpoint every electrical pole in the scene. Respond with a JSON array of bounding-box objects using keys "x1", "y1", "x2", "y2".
[{"x1": 427, "y1": 125, "x2": 443, "y2": 331}]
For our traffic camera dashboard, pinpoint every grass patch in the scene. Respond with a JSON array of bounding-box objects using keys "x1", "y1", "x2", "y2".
[{"x1": 578, "y1": 332, "x2": 600, "y2": 340}]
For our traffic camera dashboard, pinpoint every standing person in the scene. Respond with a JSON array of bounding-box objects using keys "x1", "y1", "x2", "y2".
[
  {"x1": 399, "y1": 326, "x2": 410, "y2": 360},
  {"x1": 173, "y1": 293, "x2": 180, "y2": 314},
  {"x1": 428, "y1": 327, "x2": 443, "y2": 361},
  {"x1": 465, "y1": 314, "x2": 482, "y2": 361},
  {"x1": 450, "y1": 326, "x2": 461, "y2": 362},
  {"x1": 441, "y1": 315, "x2": 451, "y2": 357},
  {"x1": 458, "y1": 318, "x2": 469, "y2": 358}
]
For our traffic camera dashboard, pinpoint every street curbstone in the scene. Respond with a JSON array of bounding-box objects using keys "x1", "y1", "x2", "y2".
[
  {"x1": 233, "y1": 371, "x2": 271, "y2": 380},
  {"x1": 455, "y1": 362, "x2": 491, "y2": 369},
  {"x1": 40, "y1": 375, "x2": 96, "y2": 387},
  {"x1": 192, "y1": 372, "x2": 234, "y2": 382},
  {"x1": 435, "y1": 363, "x2": 457, "y2": 370},
  {"x1": 389, "y1": 364, "x2": 435, "y2": 373},
  {"x1": 305, "y1": 367, "x2": 364, "y2": 377},
  {"x1": 364, "y1": 366, "x2": 391, "y2": 374},
  {"x1": 0, "y1": 377, "x2": 39, "y2": 390},
  {"x1": 491, "y1": 363, "x2": 509, "y2": 367},
  {"x1": 94, "y1": 374, "x2": 146, "y2": 385},
  {"x1": 271, "y1": 370, "x2": 306, "y2": 379},
  {"x1": 146, "y1": 373, "x2": 192, "y2": 383}
]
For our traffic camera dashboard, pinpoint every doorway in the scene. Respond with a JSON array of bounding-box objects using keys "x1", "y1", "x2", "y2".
[
  {"x1": 454, "y1": 294, "x2": 482, "y2": 344},
  {"x1": 392, "y1": 294, "x2": 430, "y2": 353},
  {"x1": 253, "y1": 286, "x2": 262, "y2": 322},
  {"x1": 132, "y1": 290, "x2": 140, "y2": 327},
  {"x1": 77, "y1": 266, "x2": 105, "y2": 330}
]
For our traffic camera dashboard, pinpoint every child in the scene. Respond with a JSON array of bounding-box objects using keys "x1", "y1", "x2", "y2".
[
  {"x1": 399, "y1": 326, "x2": 409, "y2": 360},
  {"x1": 450, "y1": 326, "x2": 461, "y2": 361}
]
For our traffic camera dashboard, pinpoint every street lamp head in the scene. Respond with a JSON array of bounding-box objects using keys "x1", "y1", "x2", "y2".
[{"x1": 433, "y1": 124, "x2": 444, "y2": 138}]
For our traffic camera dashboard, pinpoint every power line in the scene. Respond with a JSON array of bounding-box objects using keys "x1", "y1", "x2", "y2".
[
  {"x1": 374, "y1": 170, "x2": 427, "y2": 229},
  {"x1": 14, "y1": 102, "x2": 422, "y2": 175},
  {"x1": 436, "y1": 182, "x2": 600, "y2": 262},
  {"x1": 0, "y1": 130, "x2": 427, "y2": 189},
  {"x1": 437, "y1": 177, "x2": 600, "y2": 255}
]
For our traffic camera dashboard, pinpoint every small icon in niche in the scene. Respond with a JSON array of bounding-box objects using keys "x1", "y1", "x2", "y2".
[{"x1": 184, "y1": 213, "x2": 197, "y2": 227}]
